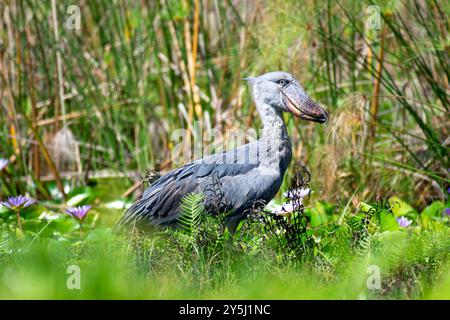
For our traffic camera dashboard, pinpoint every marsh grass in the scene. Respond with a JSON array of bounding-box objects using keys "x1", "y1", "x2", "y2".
[
  {"x1": 1, "y1": 0, "x2": 448, "y2": 204},
  {"x1": 0, "y1": 196, "x2": 449, "y2": 299}
]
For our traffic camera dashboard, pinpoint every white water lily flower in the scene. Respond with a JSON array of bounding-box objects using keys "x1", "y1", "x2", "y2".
[
  {"x1": 283, "y1": 187, "x2": 311, "y2": 200},
  {"x1": 272, "y1": 201, "x2": 296, "y2": 216},
  {"x1": 0, "y1": 158, "x2": 8, "y2": 171},
  {"x1": 38, "y1": 211, "x2": 60, "y2": 221}
]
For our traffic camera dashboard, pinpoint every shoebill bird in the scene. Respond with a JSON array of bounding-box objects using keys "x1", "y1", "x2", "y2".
[{"x1": 118, "y1": 71, "x2": 328, "y2": 233}]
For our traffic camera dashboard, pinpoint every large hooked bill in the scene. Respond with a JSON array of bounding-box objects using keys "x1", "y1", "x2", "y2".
[{"x1": 281, "y1": 84, "x2": 328, "y2": 124}]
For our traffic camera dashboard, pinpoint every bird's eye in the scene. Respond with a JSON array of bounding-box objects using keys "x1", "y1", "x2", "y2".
[{"x1": 277, "y1": 79, "x2": 289, "y2": 87}]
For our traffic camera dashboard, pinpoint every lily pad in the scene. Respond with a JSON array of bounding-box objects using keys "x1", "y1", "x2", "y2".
[
  {"x1": 421, "y1": 201, "x2": 445, "y2": 218},
  {"x1": 389, "y1": 197, "x2": 416, "y2": 217}
]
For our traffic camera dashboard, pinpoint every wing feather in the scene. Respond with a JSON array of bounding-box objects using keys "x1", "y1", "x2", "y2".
[{"x1": 117, "y1": 146, "x2": 260, "y2": 229}]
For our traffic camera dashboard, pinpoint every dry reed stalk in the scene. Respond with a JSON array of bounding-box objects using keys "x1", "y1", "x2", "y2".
[
  {"x1": 0, "y1": 57, "x2": 19, "y2": 154},
  {"x1": 37, "y1": 100, "x2": 138, "y2": 127},
  {"x1": 51, "y1": 0, "x2": 67, "y2": 132},
  {"x1": 164, "y1": 0, "x2": 193, "y2": 130},
  {"x1": 24, "y1": 114, "x2": 67, "y2": 200},
  {"x1": 162, "y1": 0, "x2": 198, "y2": 159},
  {"x1": 25, "y1": 29, "x2": 41, "y2": 179},
  {"x1": 2, "y1": 3, "x2": 19, "y2": 152},
  {"x1": 368, "y1": 24, "x2": 388, "y2": 153},
  {"x1": 190, "y1": 0, "x2": 202, "y2": 122}
]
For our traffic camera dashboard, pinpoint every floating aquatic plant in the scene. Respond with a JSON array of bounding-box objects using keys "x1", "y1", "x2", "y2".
[
  {"x1": 0, "y1": 159, "x2": 8, "y2": 171},
  {"x1": 65, "y1": 205, "x2": 92, "y2": 222},
  {"x1": 396, "y1": 216, "x2": 412, "y2": 228},
  {"x1": 66, "y1": 205, "x2": 92, "y2": 237},
  {"x1": 1, "y1": 195, "x2": 37, "y2": 232}
]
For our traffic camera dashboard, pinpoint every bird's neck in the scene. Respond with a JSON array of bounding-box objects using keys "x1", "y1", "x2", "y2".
[
  {"x1": 256, "y1": 100, "x2": 289, "y2": 143},
  {"x1": 254, "y1": 99, "x2": 292, "y2": 175}
]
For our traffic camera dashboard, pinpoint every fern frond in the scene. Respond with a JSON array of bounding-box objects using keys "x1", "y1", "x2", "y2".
[{"x1": 177, "y1": 192, "x2": 205, "y2": 236}]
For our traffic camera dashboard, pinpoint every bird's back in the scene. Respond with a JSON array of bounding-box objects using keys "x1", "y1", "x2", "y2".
[{"x1": 117, "y1": 140, "x2": 291, "y2": 231}]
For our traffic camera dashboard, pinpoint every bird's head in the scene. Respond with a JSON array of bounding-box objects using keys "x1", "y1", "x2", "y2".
[{"x1": 245, "y1": 71, "x2": 328, "y2": 123}]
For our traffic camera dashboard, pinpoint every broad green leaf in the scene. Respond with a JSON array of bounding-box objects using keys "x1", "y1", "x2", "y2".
[
  {"x1": 378, "y1": 209, "x2": 399, "y2": 232},
  {"x1": 358, "y1": 202, "x2": 375, "y2": 214},
  {"x1": 310, "y1": 212, "x2": 327, "y2": 227},
  {"x1": 389, "y1": 196, "x2": 416, "y2": 217},
  {"x1": 305, "y1": 201, "x2": 332, "y2": 227},
  {"x1": 66, "y1": 193, "x2": 90, "y2": 207},
  {"x1": 421, "y1": 201, "x2": 444, "y2": 218}
]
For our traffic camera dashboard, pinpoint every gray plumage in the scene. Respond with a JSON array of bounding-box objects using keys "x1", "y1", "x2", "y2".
[{"x1": 117, "y1": 71, "x2": 328, "y2": 232}]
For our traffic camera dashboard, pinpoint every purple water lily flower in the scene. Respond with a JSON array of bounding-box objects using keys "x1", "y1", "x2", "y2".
[
  {"x1": 66, "y1": 205, "x2": 92, "y2": 222},
  {"x1": 0, "y1": 158, "x2": 8, "y2": 171},
  {"x1": 0, "y1": 195, "x2": 37, "y2": 232},
  {"x1": 396, "y1": 216, "x2": 412, "y2": 227},
  {"x1": 1, "y1": 195, "x2": 37, "y2": 210}
]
